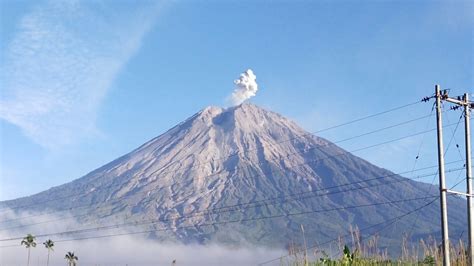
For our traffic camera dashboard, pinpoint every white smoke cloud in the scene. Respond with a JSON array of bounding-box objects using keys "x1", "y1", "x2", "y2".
[
  {"x1": 230, "y1": 69, "x2": 259, "y2": 105},
  {"x1": 0, "y1": 209, "x2": 285, "y2": 266}
]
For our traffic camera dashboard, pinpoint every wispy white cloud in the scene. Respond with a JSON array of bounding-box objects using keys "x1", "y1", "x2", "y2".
[{"x1": 0, "y1": 0, "x2": 162, "y2": 149}]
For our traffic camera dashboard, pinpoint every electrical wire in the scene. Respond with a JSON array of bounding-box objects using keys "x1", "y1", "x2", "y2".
[
  {"x1": 0, "y1": 113, "x2": 444, "y2": 223},
  {"x1": 0, "y1": 100, "x2": 424, "y2": 213},
  {"x1": 259, "y1": 100, "x2": 470, "y2": 265},
  {"x1": 405, "y1": 108, "x2": 465, "y2": 242},
  {"x1": 0, "y1": 195, "x2": 438, "y2": 245},
  {"x1": 257, "y1": 196, "x2": 440, "y2": 265},
  {"x1": 0, "y1": 122, "x2": 464, "y2": 233},
  {"x1": 1, "y1": 167, "x2": 464, "y2": 234}
]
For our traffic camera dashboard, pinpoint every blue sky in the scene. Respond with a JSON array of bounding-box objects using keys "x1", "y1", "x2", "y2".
[{"x1": 0, "y1": 0, "x2": 472, "y2": 200}]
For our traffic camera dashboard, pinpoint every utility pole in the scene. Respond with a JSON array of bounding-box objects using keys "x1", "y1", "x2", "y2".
[
  {"x1": 435, "y1": 85, "x2": 451, "y2": 266},
  {"x1": 465, "y1": 93, "x2": 473, "y2": 266},
  {"x1": 441, "y1": 91, "x2": 474, "y2": 265}
]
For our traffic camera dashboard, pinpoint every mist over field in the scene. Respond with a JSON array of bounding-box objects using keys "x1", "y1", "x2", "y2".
[
  {"x1": 1, "y1": 238, "x2": 283, "y2": 266},
  {"x1": 0, "y1": 209, "x2": 284, "y2": 266}
]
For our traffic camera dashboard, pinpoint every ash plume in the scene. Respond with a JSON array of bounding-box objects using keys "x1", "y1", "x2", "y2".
[{"x1": 230, "y1": 69, "x2": 258, "y2": 105}]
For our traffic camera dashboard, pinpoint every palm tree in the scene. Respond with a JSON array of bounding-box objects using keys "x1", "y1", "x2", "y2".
[
  {"x1": 20, "y1": 234, "x2": 36, "y2": 266},
  {"x1": 64, "y1": 251, "x2": 78, "y2": 266},
  {"x1": 43, "y1": 239, "x2": 54, "y2": 266}
]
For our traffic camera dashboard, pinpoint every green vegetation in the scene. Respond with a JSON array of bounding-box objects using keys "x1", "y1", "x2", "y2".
[
  {"x1": 282, "y1": 227, "x2": 468, "y2": 266},
  {"x1": 284, "y1": 243, "x2": 468, "y2": 265}
]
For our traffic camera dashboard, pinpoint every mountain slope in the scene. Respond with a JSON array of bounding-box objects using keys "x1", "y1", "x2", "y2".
[{"x1": 1, "y1": 103, "x2": 467, "y2": 251}]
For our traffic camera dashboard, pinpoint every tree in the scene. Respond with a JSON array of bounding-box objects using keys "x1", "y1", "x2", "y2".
[
  {"x1": 21, "y1": 234, "x2": 36, "y2": 266},
  {"x1": 43, "y1": 239, "x2": 54, "y2": 266},
  {"x1": 65, "y1": 251, "x2": 78, "y2": 266}
]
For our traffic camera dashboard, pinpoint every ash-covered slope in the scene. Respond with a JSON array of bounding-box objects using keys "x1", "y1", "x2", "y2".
[{"x1": 1, "y1": 103, "x2": 467, "y2": 250}]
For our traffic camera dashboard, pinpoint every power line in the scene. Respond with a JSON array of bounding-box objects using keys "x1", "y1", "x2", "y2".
[
  {"x1": 0, "y1": 101, "x2": 463, "y2": 254},
  {"x1": 259, "y1": 104, "x2": 470, "y2": 265},
  {"x1": 2, "y1": 165, "x2": 464, "y2": 233},
  {"x1": 0, "y1": 195, "x2": 438, "y2": 245},
  {"x1": 0, "y1": 127, "x2": 466, "y2": 251},
  {"x1": 0, "y1": 100, "x2": 424, "y2": 213},
  {"x1": 445, "y1": 112, "x2": 466, "y2": 187},
  {"x1": 131, "y1": 101, "x2": 425, "y2": 190},
  {"x1": 2, "y1": 116, "x2": 463, "y2": 220},
  {"x1": 0, "y1": 165, "x2": 464, "y2": 242},
  {"x1": 0, "y1": 122, "x2": 466, "y2": 232},
  {"x1": 312, "y1": 101, "x2": 421, "y2": 134},
  {"x1": 408, "y1": 102, "x2": 436, "y2": 177},
  {"x1": 384, "y1": 103, "x2": 435, "y2": 248},
  {"x1": 0, "y1": 128, "x2": 464, "y2": 232},
  {"x1": 0, "y1": 113, "x2": 443, "y2": 221},
  {"x1": 201, "y1": 167, "x2": 462, "y2": 215},
  {"x1": 405, "y1": 108, "x2": 466, "y2": 244},
  {"x1": 257, "y1": 196, "x2": 441, "y2": 265},
  {"x1": 385, "y1": 175, "x2": 468, "y2": 260}
]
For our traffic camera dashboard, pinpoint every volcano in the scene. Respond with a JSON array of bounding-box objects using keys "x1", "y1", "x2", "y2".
[{"x1": 0, "y1": 103, "x2": 467, "y2": 252}]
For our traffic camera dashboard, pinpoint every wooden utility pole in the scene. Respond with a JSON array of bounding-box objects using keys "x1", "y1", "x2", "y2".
[{"x1": 435, "y1": 85, "x2": 451, "y2": 266}]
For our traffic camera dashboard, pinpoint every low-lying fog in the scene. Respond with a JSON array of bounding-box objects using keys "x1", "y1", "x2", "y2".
[{"x1": 0, "y1": 209, "x2": 285, "y2": 266}]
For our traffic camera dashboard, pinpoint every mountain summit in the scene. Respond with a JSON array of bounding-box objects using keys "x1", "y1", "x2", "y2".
[{"x1": 1, "y1": 103, "x2": 467, "y2": 251}]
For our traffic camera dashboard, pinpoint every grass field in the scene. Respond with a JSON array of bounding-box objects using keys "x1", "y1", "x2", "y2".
[{"x1": 280, "y1": 227, "x2": 468, "y2": 266}]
